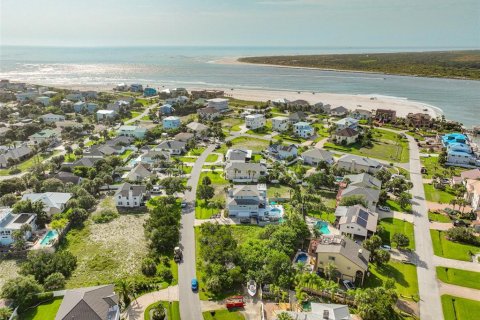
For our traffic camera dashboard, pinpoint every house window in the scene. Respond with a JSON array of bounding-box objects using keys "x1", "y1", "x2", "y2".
[
  {"x1": 127, "y1": 202, "x2": 130, "y2": 205},
  {"x1": 118, "y1": 196, "x2": 121, "y2": 199},
  {"x1": 118, "y1": 202, "x2": 122, "y2": 205},
  {"x1": 328, "y1": 256, "x2": 335, "y2": 261}
]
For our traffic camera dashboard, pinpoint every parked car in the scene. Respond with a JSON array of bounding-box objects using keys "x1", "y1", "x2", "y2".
[
  {"x1": 181, "y1": 201, "x2": 187, "y2": 208},
  {"x1": 421, "y1": 167, "x2": 427, "y2": 174},
  {"x1": 191, "y1": 278, "x2": 198, "y2": 291},
  {"x1": 378, "y1": 206, "x2": 391, "y2": 212},
  {"x1": 453, "y1": 220, "x2": 467, "y2": 227},
  {"x1": 381, "y1": 245, "x2": 392, "y2": 251},
  {"x1": 342, "y1": 280, "x2": 356, "y2": 290}
]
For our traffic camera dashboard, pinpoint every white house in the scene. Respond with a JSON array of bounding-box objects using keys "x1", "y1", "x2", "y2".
[
  {"x1": 337, "y1": 154, "x2": 383, "y2": 174},
  {"x1": 330, "y1": 106, "x2": 348, "y2": 117},
  {"x1": 198, "y1": 107, "x2": 221, "y2": 120},
  {"x1": 271, "y1": 116, "x2": 289, "y2": 132},
  {"x1": 117, "y1": 125, "x2": 147, "y2": 139},
  {"x1": 28, "y1": 129, "x2": 60, "y2": 145},
  {"x1": 40, "y1": 113, "x2": 66, "y2": 123},
  {"x1": 338, "y1": 186, "x2": 380, "y2": 211},
  {"x1": 268, "y1": 144, "x2": 298, "y2": 160},
  {"x1": 96, "y1": 110, "x2": 116, "y2": 121},
  {"x1": 301, "y1": 148, "x2": 334, "y2": 166},
  {"x1": 465, "y1": 179, "x2": 480, "y2": 211},
  {"x1": 227, "y1": 184, "x2": 267, "y2": 218},
  {"x1": 274, "y1": 303, "x2": 351, "y2": 320},
  {"x1": 225, "y1": 149, "x2": 252, "y2": 163},
  {"x1": 21, "y1": 192, "x2": 72, "y2": 216},
  {"x1": 0, "y1": 208, "x2": 37, "y2": 246},
  {"x1": 335, "y1": 117, "x2": 359, "y2": 131},
  {"x1": 36, "y1": 96, "x2": 50, "y2": 106},
  {"x1": 154, "y1": 140, "x2": 186, "y2": 155},
  {"x1": 333, "y1": 128, "x2": 359, "y2": 145},
  {"x1": 225, "y1": 162, "x2": 267, "y2": 182},
  {"x1": 115, "y1": 183, "x2": 147, "y2": 207},
  {"x1": 162, "y1": 116, "x2": 181, "y2": 130},
  {"x1": 245, "y1": 114, "x2": 266, "y2": 130},
  {"x1": 293, "y1": 122, "x2": 314, "y2": 138},
  {"x1": 335, "y1": 205, "x2": 378, "y2": 239},
  {"x1": 207, "y1": 98, "x2": 229, "y2": 111}
]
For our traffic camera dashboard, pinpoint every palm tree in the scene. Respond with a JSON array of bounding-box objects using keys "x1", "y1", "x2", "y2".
[
  {"x1": 117, "y1": 279, "x2": 133, "y2": 308},
  {"x1": 449, "y1": 198, "x2": 457, "y2": 210},
  {"x1": 324, "y1": 262, "x2": 338, "y2": 282}
]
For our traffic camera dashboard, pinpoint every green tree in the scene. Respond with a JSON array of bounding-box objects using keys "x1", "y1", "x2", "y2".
[
  {"x1": 43, "y1": 272, "x2": 66, "y2": 291},
  {"x1": 13, "y1": 200, "x2": 48, "y2": 228},
  {"x1": 392, "y1": 233, "x2": 410, "y2": 249},
  {"x1": 0, "y1": 193, "x2": 17, "y2": 207},
  {"x1": 152, "y1": 305, "x2": 166, "y2": 320},
  {"x1": 354, "y1": 286, "x2": 398, "y2": 320},
  {"x1": 277, "y1": 313, "x2": 294, "y2": 320},
  {"x1": 20, "y1": 250, "x2": 77, "y2": 283},
  {"x1": 0, "y1": 307, "x2": 12, "y2": 320},
  {"x1": 398, "y1": 192, "x2": 412, "y2": 209},
  {"x1": 197, "y1": 184, "x2": 214, "y2": 204},
  {"x1": 1, "y1": 276, "x2": 42, "y2": 307},
  {"x1": 339, "y1": 195, "x2": 368, "y2": 208}
]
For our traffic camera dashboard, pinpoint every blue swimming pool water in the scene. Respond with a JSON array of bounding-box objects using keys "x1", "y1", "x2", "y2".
[
  {"x1": 40, "y1": 230, "x2": 58, "y2": 246},
  {"x1": 295, "y1": 253, "x2": 308, "y2": 263},
  {"x1": 315, "y1": 221, "x2": 331, "y2": 235}
]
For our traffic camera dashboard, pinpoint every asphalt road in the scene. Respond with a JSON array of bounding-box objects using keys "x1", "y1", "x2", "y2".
[
  {"x1": 178, "y1": 144, "x2": 215, "y2": 320},
  {"x1": 406, "y1": 134, "x2": 444, "y2": 320}
]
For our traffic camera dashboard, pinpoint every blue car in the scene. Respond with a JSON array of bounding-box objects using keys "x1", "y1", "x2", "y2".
[{"x1": 191, "y1": 278, "x2": 198, "y2": 291}]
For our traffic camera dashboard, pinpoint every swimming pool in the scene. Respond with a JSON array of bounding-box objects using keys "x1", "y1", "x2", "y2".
[
  {"x1": 315, "y1": 221, "x2": 331, "y2": 235},
  {"x1": 295, "y1": 253, "x2": 308, "y2": 264},
  {"x1": 40, "y1": 230, "x2": 58, "y2": 246}
]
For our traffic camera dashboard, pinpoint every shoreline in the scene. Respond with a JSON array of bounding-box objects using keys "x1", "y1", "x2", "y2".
[{"x1": 49, "y1": 82, "x2": 442, "y2": 119}]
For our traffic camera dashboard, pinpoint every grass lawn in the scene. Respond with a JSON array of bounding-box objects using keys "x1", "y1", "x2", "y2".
[
  {"x1": 188, "y1": 147, "x2": 206, "y2": 156},
  {"x1": 436, "y1": 267, "x2": 480, "y2": 290},
  {"x1": 0, "y1": 152, "x2": 56, "y2": 176},
  {"x1": 226, "y1": 136, "x2": 270, "y2": 152},
  {"x1": 324, "y1": 128, "x2": 410, "y2": 163},
  {"x1": 195, "y1": 199, "x2": 221, "y2": 219},
  {"x1": 441, "y1": 295, "x2": 480, "y2": 320},
  {"x1": 420, "y1": 156, "x2": 466, "y2": 179},
  {"x1": 316, "y1": 190, "x2": 338, "y2": 210},
  {"x1": 183, "y1": 166, "x2": 193, "y2": 174},
  {"x1": 378, "y1": 218, "x2": 415, "y2": 250},
  {"x1": 120, "y1": 149, "x2": 133, "y2": 160},
  {"x1": 144, "y1": 301, "x2": 180, "y2": 320},
  {"x1": 365, "y1": 261, "x2": 419, "y2": 300},
  {"x1": 231, "y1": 225, "x2": 264, "y2": 245},
  {"x1": 267, "y1": 184, "x2": 292, "y2": 200},
  {"x1": 203, "y1": 309, "x2": 245, "y2": 320},
  {"x1": 430, "y1": 230, "x2": 480, "y2": 261},
  {"x1": 199, "y1": 171, "x2": 228, "y2": 185},
  {"x1": 424, "y1": 184, "x2": 456, "y2": 204},
  {"x1": 220, "y1": 118, "x2": 243, "y2": 132},
  {"x1": 206, "y1": 154, "x2": 219, "y2": 162},
  {"x1": 178, "y1": 156, "x2": 197, "y2": 163},
  {"x1": 196, "y1": 171, "x2": 228, "y2": 219},
  {"x1": 308, "y1": 210, "x2": 336, "y2": 224},
  {"x1": 19, "y1": 297, "x2": 63, "y2": 320},
  {"x1": 386, "y1": 199, "x2": 411, "y2": 213},
  {"x1": 429, "y1": 212, "x2": 452, "y2": 223}
]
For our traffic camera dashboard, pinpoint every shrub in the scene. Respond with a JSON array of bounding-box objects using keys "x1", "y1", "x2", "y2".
[
  {"x1": 8, "y1": 168, "x2": 21, "y2": 174},
  {"x1": 156, "y1": 264, "x2": 173, "y2": 283},
  {"x1": 152, "y1": 305, "x2": 166, "y2": 320},
  {"x1": 141, "y1": 258, "x2": 157, "y2": 277},
  {"x1": 1, "y1": 276, "x2": 43, "y2": 308},
  {"x1": 92, "y1": 209, "x2": 119, "y2": 223},
  {"x1": 446, "y1": 227, "x2": 480, "y2": 246},
  {"x1": 43, "y1": 272, "x2": 66, "y2": 291}
]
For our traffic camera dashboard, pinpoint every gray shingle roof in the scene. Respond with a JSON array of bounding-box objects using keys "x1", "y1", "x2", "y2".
[{"x1": 315, "y1": 236, "x2": 370, "y2": 271}]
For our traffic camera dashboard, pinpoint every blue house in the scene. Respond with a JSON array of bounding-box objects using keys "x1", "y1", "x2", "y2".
[
  {"x1": 293, "y1": 122, "x2": 315, "y2": 138},
  {"x1": 159, "y1": 104, "x2": 175, "y2": 115},
  {"x1": 143, "y1": 87, "x2": 157, "y2": 97},
  {"x1": 162, "y1": 116, "x2": 181, "y2": 130},
  {"x1": 73, "y1": 101, "x2": 98, "y2": 113},
  {"x1": 442, "y1": 133, "x2": 468, "y2": 146}
]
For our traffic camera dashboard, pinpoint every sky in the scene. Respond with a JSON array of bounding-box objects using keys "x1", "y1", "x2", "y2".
[{"x1": 1, "y1": 0, "x2": 479, "y2": 48}]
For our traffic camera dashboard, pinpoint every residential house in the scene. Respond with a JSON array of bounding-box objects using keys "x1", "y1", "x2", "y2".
[
  {"x1": 333, "y1": 128, "x2": 359, "y2": 145},
  {"x1": 96, "y1": 110, "x2": 116, "y2": 121},
  {"x1": 143, "y1": 87, "x2": 157, "y2": 97},
  {"x1": 226, "y1": 184, "x2": 267, "y2": 217},
  {"x1": 301, "y1": 148, "x2": 334, "y2": 166},
  {"x1": 55, "y1": 285, "x2": 120, "y2": 320},
  {"x1": 0, "y1": 145, "x2": 32, "y2": 168},
  {"x1": 288, "y1": 111, "x2": 307, "y2": 124},
  {"x1": 191, "y1": 89, "x2": 224, "y2": 99},
  {"x1": 28, "y1": 129, "x2": 60, "y2": 145},
  {"x1": 0, "y1": 208, "x2": 36, "y2": 246},
  {"x1": 81, "y1": 91, "x2": 97, "y2": 99},
  {"x1": 154, "y1": 140, "x2": 186, "y2": 155},
  {"x1": 337, "y1": 185, "x2": 381, "y2": 211},
  {"x1": 312, "y1": 235, "x2": 370, "y2": 284},
  {"x1": 130, "y1": 83, "x2": 143, "y2": 92},
  {"x1": 452, "y1": 168, "x2": 480, "y2": 185},
  {"x1": 162, "y1": 116, "x2": 181, "y2": 130},
  {"x1": 106, "y1": 136, "x2": 134, "y2": 147},
  {"x1": 407, "y1": 113, "x2": 432, "y2": 128},
  {"x1": 115, "y1": 183, "x2": 147, "y2": 207},
  {"x1": 159, "y1": 104, "x2": 175, "y2": 115},
  {"x1": 287, "y1": 99, "x2": 309, "y2": 108},
  {"x1": 139, "y1": 150, "x2": 170, "y2": 165},
  {"x1": 174, "y1": 132, "x2": 194, "y2": 143},
  {"x1": 74, "y1": 101, "x2": 97, "y2": 113},
  {"x1": 15, "y1": 91, "x2": 39, "y2": 102},
  {"x1": 124, "y1": 163, "x2": 153, "y2": 182},
  {"x1": 245, "y1": 114, "x2": 266, "y2": 130},
  {"x1": 207, "y1": 98, "x2": 229, "y2": 112},
  {"x1": 54, "y1": 172, "x2": 82, "y2": 185},
  {"x1": 442, "y1": 133, "x2": 468, "y2": 146},
  {"x1": 334, "y1": 205, "x2": 378, "y2": 239},
  {"x1": 63, "y1": 157, "x2": 102, "y2": 168},
  {"x1": 40, "y1": 113, "x2": 66, "y2": 123},
  {"x1": 375, "y1": 109, "x2": 397, "y2": 123},
  {"x1": 65, "y1": 93, "x2": 83, "y2": 101},
  {"x1": 268, "y1": 144, "x2": 298, "y2": 160},
  {"x1": 351, "y1": 109, "x2": 372, "y2": 120},
  {"x1": 335, "y1": 117, "x2": 359, "y2": 131},
  {"x1": 330, "y1": 106, "x2": 348, "y2": 117},
  {"x1": 271, "y1": 116, "x2": 289, "y2": 132},
  {"x1": 316, "y1": 103, "x2": 331, "y2": 114},
  {"x1": 336, "y1": 154, "x2": 383, "y2": 174},
  {"x1": 193, "y1": 98, "x2": 207, "y2": 107},
  {"x1": 293, "y1": 122, "x2": 314, "y2": 138},
  {"x1": 344, "y1": 173, "x2": 382, "y2": 189},
  {"x1": 198, "y1": 107, "x2": 221, "y2": 120},
  {"x1": 36, "y1": 96, "x2": 50, "y2": 106},
  {"x1": 273, "y1": 303, "x2": 351, "y2": 320},
  {"x1": 186, "y1": 122, "x2": 209, "y2": 137},
  {"x1": 107, "y1": 100, "x2": 130, "y2": 113},
  {"x1": 117, "y1": 125, "x2": 147, "y2": 139},
  {"x1": 465, "y1": 179, "x2": 480, "y2": 211},
  {"x1": 225, "y1": 162, "x2": 267, "y2": 182},
  {"x1": 225, "y1": 149, "x2": 252, "y2": 163},
  {"x1": 21, "y1": 192, "x2": 72, "y2": 216}
]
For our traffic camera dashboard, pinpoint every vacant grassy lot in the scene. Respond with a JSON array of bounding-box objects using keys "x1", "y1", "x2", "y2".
[
  {"x1": 324, "y1": 129, "x2": 409, "y2": 163},
  {"x1": 19, "y1": 297, "x2": 63, "y2": 320},
  {"x1": 420, "y1": 155, "x2": 468, "y2": 179},
  {"x1": 61, "y1": 213, "x2": 149, "y2": 288},
  {"x1": 436, "y1": 267, "x2": 480, "y2": 290},
  {"x1": 226, "y1": 136, "x2": 270, "y2": 152},
  {"x1": 206, "y1": 154, "x2": 219, "y2": 162},
  {"x1": 0, "y1": 259, "x2": 21, "y2": 289},
  {"x1": 430, "y1": 230, "x2": 480, "y2": 261},
  {"x1": 378, "y1": 218, "x2": 415, "y2": 250},
  {"x1": 220, "y1": 118, "x2": 243, "y2": 132},
  {"x1": 0, "y1": 152, "x2": 56, "y2": 176},
  {"x1": 231, "y1": 225, "x2": 265, "y2": 245},
  {"x1": 429, "y1": 211, "x2": 452, "y2": 223},
  {"x1": 203, "y1": 309, "x2": 245, "y2": 320},
  {"x1": 196, "y1": 171, "x2": 228, "y2": 219},
  {"x1": 365, "y1": 261, "x2": 419, "y2": 300},
  {"x1": 144, "y1": 301, "x2": 180, "y2": 320},
  {"x1": 424, "y1": 184, "x2": 457, "y2": 204},
  {"x1": 442, "y1": 295, "x2": 480, "y2": 320},
  {"x1": 267, "y1": 184, "x2": 291, "y2": 199}
]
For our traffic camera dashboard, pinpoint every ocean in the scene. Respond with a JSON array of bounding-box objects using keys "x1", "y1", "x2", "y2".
[{"x1": 0, "y1": 46, "x2": 479, "y2": 127}]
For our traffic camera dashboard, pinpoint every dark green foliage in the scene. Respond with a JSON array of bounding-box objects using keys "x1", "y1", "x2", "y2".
[
  {"x1": 446, "y1": 227, "x2": 480, "y2": 246},
  {"x1": 43, "y1": 272, "x2": 66, "y2": 291},
  {"x1": 0, "y1": 276, "x2": 43, "y2": 307},
  {"x1": 20, "y1": 250, "x2": 77, "y2": 283},
  {"x1": 92, "y1": 208, "x2": 119, "y2": 223},
  {"x1": 141, "y1": 257, "x2": 157, "y2": 277}
]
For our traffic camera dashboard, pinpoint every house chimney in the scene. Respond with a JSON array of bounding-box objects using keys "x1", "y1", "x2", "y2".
[{"x1": 358, "y1": 249, "x2": 363, "y2": 257}]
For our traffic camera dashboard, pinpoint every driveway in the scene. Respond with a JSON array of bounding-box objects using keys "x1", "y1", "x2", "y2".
[
  {"x1": 438, "y1": 282, "x2": 480, "y2": 301},
  {"x1": 123, "y1": 285, "x2": 179, "y2": 320},
  {"x1": 125, "y1": 104, "x2": 155, "y2": 124},
  {"x1": 178, "y1": 144, "x2": 216, "y2": 320}
]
